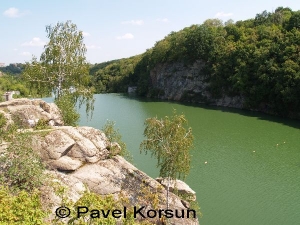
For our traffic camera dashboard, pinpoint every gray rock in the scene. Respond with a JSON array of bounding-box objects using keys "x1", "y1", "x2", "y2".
[
  {"x1": 77, "y1": 126, "x2": 109, "y2": 150},
  {"x1": 32, "y1": 129, "x2": 76, "y2": 160},
  {"x1": 156, "y1": 178, "x2": 197, "y2": 201},
  {"x1": 48, "y1": 156, "x2": 83, "y2": 171},
  {"x1": 40, "y1": 170, "x2": 86, "y2": 222},
  {"x1": 62, "y1": 126, "x2": 103, "y2": 163},
  {"x1": 150, "y1": 60, "x2": 244, "y2": 109},
  {"x1": 72, "y1": 163, "x2": 123, "y2": 195},
  {"x1": 0, "y1": 98, "x2": 63, "y2": 127}
]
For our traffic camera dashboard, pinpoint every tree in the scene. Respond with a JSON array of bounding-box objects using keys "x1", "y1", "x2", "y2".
[
  {"x1": 140, "y1": 111, "x2": 194, "y2": 210},
  {"x1": 23, "y1": 21, "x2": 94, "y2": 124}
]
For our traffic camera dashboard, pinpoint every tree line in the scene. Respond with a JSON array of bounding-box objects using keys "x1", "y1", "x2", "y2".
[{"x1": 90, "y1": 7, "x2": 300, "y2": 118}]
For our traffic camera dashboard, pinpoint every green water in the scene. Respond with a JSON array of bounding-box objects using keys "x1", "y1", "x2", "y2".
[{"x1": 76, "y1": 93, "x2": 300, "y2": 225}]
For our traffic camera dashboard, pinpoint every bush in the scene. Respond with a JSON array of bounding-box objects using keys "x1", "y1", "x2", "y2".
[
  {"x1": 55, "y1": 94, "x2": 80, "y2": 126},
  {"x1": 0, "y1": 186, "x2": 46, "y2": 224},
  {"x1": 34, "y1": 118, "x2": 51, "y2": 130},
  {"x1": 102, "y1": 120, "x2": 132, "y2": 162},
  {"x1": 0, "y1": 133, "x2": 45, "y2": 192},
  {"x1": 0, "y1": 113, "x2": 5, "y2": 129},
  {"x1": 0, "y1": 113, "x2": 6, "y2": 137}
]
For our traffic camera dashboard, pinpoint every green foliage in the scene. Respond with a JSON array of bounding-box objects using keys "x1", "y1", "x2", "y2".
[
  {"x1": 55, "y1": 94, "x2": 80, "y2": 126},
  {"x1": 140, "y1": 111, "x2": 194, "y2": 180},
  {"x1": 67, "y1": 192, "x2": 121, "y2": 225},
  {"x1": 52, "y1": 189, "x2": 153, "y2": 225},
  {"x1": 89, "y1": 7, "x2": 300, "y2": 118},
  {"x1": 23, "y1": 20, "x2": 94, "y2": 116},
  {"x1": 91, "y1": 55, "x2": 142, "y2": 93},
  {"x1": 34, "y1": 118, "x2": 51, "y2": 130},
  {"x1": 0, "y1": 186, "x2": 46, "y2": 224},
  {"x1": 0, "y1": 133, "x2": 45, "y2": 192},
  {"x1": 0, "y1": 74, "x2": 30, "y2": 99},
  {"x1": 0, "y1": 113, "x2": 5, "y2": 130},
  {"x1": 0, "y1": 63, "x2": 24, "y2": 75},
  {"x1": 102, "y1": 120, "x2": 132, "y2": 162},
  {"x1": 140, "y1": 111, "x2": 194, "y2": 210}
]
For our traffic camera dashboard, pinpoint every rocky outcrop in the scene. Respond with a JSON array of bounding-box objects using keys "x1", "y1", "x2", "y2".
[
  {"x1": 1, "y1": 99, "x2": 199, "y2": 225},
  {"x1": 0, "y1": 98, "x2": 63, "y2": 128},
  {"x1": 31, "y1": 126, "x2": 198, "y2": 224},
  {"x1": 31, "y1": 126, "x2": 110, "y2": 170},
  {"x1": 149, "y1": 60, "x2": 244, "y2": 109},
  {"x1": 156, "y1": 178, "x2": 196, "y2": 202}
]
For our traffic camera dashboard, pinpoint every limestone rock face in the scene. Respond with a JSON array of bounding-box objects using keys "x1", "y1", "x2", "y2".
[
  {"x1": 149, "y1": 60, "x2": 244, "y2": 109},
  {"x1": 150, "y1": 60, "x2": 208, "y2": 101},
  {"x1": 0, "y1": 98, "x2": 64, "y2": 128}
]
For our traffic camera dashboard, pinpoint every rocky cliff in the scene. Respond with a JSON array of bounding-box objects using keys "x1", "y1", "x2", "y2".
[
  {"x1": 0, "y1": 98, "x2": 199, "y2": 225},
  {"x1": 149, "y1": 60, "x2": 244, "y2": 109}
]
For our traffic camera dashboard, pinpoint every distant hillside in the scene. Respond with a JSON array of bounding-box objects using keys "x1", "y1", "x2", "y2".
[
  {"x1": 0, "y1": 63, "x2": 24, "y2": 75},
  {"x1": 90, "y1": 7, "x2": 300, "y2": 118}
]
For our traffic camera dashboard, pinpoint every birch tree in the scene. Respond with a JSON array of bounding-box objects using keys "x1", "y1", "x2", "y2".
[
  {"x1": 140, "y1": 111, "x2": 194, "y2": 210},
  {"x1": 23, "y1": 21, "x2": 94, "y2": 123}
]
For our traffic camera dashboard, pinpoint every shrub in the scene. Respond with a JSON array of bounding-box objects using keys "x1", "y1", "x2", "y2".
[
  {"x1": 0, "y1": 113, "x2": 5, "y2": 129},
  {"x1": 102, "y1": 120, "x2": 133, "y2": 162},
  {"x1": 0, "y1": 186, "x2": 46, "y2": 224},
  {"x1": 35, "y1": 118, "x2": 51, "y2": 130},
  {"x1": 55, "y1": 94, "x2": 80, "y2": 126},
  {"x1": 0, "y1": 133, "x2": 45, "y2": 192}
]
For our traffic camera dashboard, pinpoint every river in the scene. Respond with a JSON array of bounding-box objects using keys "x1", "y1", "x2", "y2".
[{"x1": 74, "y1": 93, "x2": 300, "y2": 225}]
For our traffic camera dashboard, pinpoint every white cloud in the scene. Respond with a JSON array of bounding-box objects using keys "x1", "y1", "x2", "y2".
[
  {"x1": 121, "y1": 20, "x2": 144, "y2": 25},
  {"x1": 13, "y1": 48, "x2": 18, "y2": 51},
  {"x1": 156, "y1": 18, "x2": 169, "y2": 23},
  {"x1": 3, "y1": 7, "x2": 28, "y2": 18},
  {"x1": 215, "y1": 12, "x2": 233, "y2": 18},
  {"x1": 116, "y1": 33, "x2": 134, "y2": 40},
  {"x1": 82, "y1": 32, "x2": 90, "y2": 37},
  {"x1": 19, "y1": 52, "x2": 31, "y2": 56},
  {"x1": 22, "y1": 37, "x2": 45, "y2": 47},
  {"x1": 86, "y1": 45, "x2": 101, "y2": 49}
]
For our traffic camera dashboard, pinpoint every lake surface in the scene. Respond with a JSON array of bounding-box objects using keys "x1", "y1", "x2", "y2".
[{"x1": 75, "y1": 93, "x2": 300, "y2": 225}]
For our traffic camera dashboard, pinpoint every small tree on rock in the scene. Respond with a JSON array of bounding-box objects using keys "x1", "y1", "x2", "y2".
[{"x1": 140, "y1": 111, "x2": 194, "y2": 209}]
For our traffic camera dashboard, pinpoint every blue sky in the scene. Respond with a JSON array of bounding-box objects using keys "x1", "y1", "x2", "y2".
[{"x1": 1, "y1": 0, "x2": 299, "y2": 65}]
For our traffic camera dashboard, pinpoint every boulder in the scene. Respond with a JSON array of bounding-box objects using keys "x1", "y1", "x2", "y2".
[{"x1": 0, "y1": 98, "x2": 63, "y2": 128}]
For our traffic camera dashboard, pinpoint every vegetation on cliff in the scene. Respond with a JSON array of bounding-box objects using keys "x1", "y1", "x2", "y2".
[{"x1": 90, "y1": 7, "x2": 300, "y2": 118}]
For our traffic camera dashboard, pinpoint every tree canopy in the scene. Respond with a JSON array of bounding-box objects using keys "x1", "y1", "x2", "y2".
[
  {"x1": 23, "y1": 21, "x2": 92, "y2": 99},
  {"x1": 140, "y1": 112, "x2": 194, "y2": 180},
  {"x1": 23, "y1": 21, "x2": 94, "y2": 124},
  {"x1": 90, "y1": 7, "x2": 300, "y2": 119},
  {"x1": 140, "y1": 111, "x2": 194, "y2": 210}
]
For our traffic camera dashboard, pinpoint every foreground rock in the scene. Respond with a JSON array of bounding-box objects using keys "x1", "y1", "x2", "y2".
[
  {"x1": 0, "y1": 98, "x2": 199, "y2": 225},
  {"x1": 31, "y1": 126, "x2": 198, "y2": 224}
]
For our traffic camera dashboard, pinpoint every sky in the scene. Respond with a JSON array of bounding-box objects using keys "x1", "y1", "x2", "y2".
[{"x1": 1, "y1": 0, "x2": 299, "y2": 65}]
